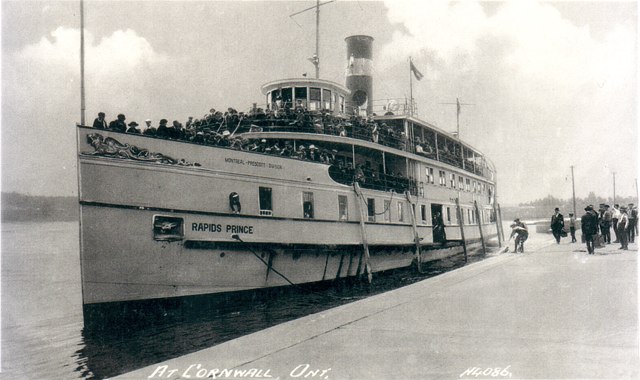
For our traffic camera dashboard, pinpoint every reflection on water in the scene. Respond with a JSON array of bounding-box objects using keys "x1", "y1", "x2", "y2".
[{"x1": 2, "y1": 222, "x2": 493, "y2": 379}]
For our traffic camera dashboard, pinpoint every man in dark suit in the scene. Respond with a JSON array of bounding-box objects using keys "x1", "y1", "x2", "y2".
[
  {"x1": 581, "y1": 206, "x2": 599, "y2": 254},
  {"x1": 550, "y1": 207, "x2": 565, "y2": 244},
  {"x1": 109, "y1": 114, "x2": 127, "y2": 132}
]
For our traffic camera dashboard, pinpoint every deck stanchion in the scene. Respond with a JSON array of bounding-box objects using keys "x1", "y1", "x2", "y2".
[
  {"x1": 455, "y1": 197, "x2": 468, "y2": 263},
  {"x1": 353, "y1": 183, "x2": 372, "y2": 284},
  {"x1": 474, "y1": 200, "x2": 486, "y2": 254},
  {"x1": 405, "y1": 191, "x2": 422, "y2": 273},
  {"x1": 492, "y1": 200, "x2": 502, "y2": 248}
]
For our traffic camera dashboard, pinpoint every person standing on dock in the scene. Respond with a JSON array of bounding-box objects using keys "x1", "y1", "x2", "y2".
[
  {"x1": 617, "y1": 206, "x2": 629, "y2": 250},
  {"x1": 600, "y1": 205, "x2": 612, "y2": 244},
  {"x1": 568, "y1": 213, "x2": 577, "y2": 243},
  {"x1": 611, "y1": 204, "x2": 621, "y2": 243},
  {"x1": 581, "y1": 206, "x2": 599, "y2": 255},
  {"x1": 627, "y1": 203, "x2": 637, "y2": 243},
  {"x1": 550, "y1": 207, "x2": 565, "y2": 244}
]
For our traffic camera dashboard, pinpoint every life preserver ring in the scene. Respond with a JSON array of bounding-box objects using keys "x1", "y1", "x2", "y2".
[{"x1": 387, "y1": 100, "x2": 399, "y2": 112}]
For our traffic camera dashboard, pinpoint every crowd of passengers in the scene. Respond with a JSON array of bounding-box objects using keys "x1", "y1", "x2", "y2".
[{"x1": 91, "y1": 104, "x2": 481, "y2": 176}]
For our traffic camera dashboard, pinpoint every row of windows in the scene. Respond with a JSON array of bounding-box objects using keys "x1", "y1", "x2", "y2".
[
  {"x1": 266, "y1": 87, "x2": 346, "y2": 113},
  {"x1": 257, "y1": 186, "x2": 492, "y2": 225},
  {"x1": 424, "y1": 166, "x2": 492, "y2": 195}
]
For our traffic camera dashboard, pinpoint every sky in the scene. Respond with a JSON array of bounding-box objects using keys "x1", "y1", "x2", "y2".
[{"x1": 1, "y1": 0, "x2": 637, "y2": 205}]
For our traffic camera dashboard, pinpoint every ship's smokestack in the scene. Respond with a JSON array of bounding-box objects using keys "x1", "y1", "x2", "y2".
[{"x1": 345, "y1": 35, "x2": 374, "y2": 116}]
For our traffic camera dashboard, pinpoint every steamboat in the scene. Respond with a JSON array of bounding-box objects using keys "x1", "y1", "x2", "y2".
[{"x1": 77, "y1": 34, "x2": 502, "y2": 321}]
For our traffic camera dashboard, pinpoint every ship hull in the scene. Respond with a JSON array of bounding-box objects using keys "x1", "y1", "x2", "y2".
[{"x1": 77, "y1": 127, "x2": 499, "y2": 310}]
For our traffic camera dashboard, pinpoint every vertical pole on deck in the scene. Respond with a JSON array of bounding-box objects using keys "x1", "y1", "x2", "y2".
[
  {"x1": 492, "y1": 199, "x2": 502, "y2": 248},
  {"x1": 497, "y1": 203, "x2": 505, "y2": 241},
  {"x1": 406, "y1": 192, "x2": 422, "y2": 273},
  {"x1": 353, "y1": 183, "x2": 372, "y2": 283},
  {"x1": 474, "y1": 201, "x2": 486, "y2": 254},
  {"x1": 455, "y1": 197, "x2": 468, "y2": 263}
]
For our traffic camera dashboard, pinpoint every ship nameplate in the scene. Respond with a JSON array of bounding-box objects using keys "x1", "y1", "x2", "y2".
[
  {"x1": 224, "y1": 157, "x2": 283, "y2": 170},
  {"x1": 82, "y1": 133, "x2": 201, "y2": 167},
  {"x1": 192, "y1": 222, "x2": 254, "y2": 234}
]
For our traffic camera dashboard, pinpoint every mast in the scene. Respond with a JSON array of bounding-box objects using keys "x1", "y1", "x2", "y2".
[
  {"x1": 80, "y1": 0, "x2": 86, "y2": 125},
  {"x1": 409, "y1": 57, "x2": 413, "y2": 116},
  {"x1": 290, "y1": 0, "x2": 334, "y2": 79}
]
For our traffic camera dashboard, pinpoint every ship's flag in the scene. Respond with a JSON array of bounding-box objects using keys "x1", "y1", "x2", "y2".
[{"x1": 410, "y1": 60, "x2": 424, "y2": 81}]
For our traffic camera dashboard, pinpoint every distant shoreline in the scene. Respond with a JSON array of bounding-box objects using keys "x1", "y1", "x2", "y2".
[{"x1": 2, "y1": 192, "x2": 78, "y2": 223}]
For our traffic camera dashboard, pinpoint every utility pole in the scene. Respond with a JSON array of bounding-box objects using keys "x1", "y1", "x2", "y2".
[
  {"x1": 613, "y1": 172, "x2": 616, "y2": 205},
  {"x1": 570, "y1": 165, "x2": 576, "y2": 217}
]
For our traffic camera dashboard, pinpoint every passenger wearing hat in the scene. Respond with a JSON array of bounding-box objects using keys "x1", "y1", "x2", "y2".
[
  {"x1": 617, "y1": 206, "x2": 629, "y2": 250},
  {"x1": 229, "y1": 192, "x2": 241, "y2": 214},
  {"x1": 581, "y1": 205, "x2": 599, "y2": 254},
  {"x1": 92, "y1": 112, "x2": 107, "y2": 129},
  {"x1": 568, "y1": 213, "x2": 577, "y2": 243},
  {"x1": 126, "y1": 121, "x2": 141, "y2": 134}
]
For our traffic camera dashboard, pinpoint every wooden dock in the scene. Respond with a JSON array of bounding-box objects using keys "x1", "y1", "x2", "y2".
[{"x1": 114, "y1": 236, "x2": 638, "y2": 380}]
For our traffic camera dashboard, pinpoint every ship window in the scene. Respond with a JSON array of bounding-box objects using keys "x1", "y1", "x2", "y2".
[
  {"x1": 259, "y1": 187, "x2": 273, "y2": 216},
  {"x1": 421, "y1": 205, "x2": 427, "y2": 223},
  {"x1": 383, "y1": 200, "x2": 391, "y2": 222},
  {"x1": 309, "y1": 87, "x2": 321, "y2": 111},
  {"x1": 339, "y1": 95, "x2": 345, "y2": 113},
  {"x1": 367, "y1": 198, "x2": 376, "y2": 222},
  {"x1": 303, "y1": 192, "x2": 314, "y2": 219},
  {"x1": 439, "y1": 170, "x2": 446, "y2": 186},
  {"x1": 323, "y1": 89, "x2": 332, "y2": 110},
  {"x1": 281, "y1": 88, "x2": 293, "y2": 109},
  {"x1": 468, "y1": 209, "x2": 472, "y2": 224},
  {"x1": 446, "y1": 207, "x2": 451, "y2": 223},
  {"x1": 338, "y1": 195, "x2": 348, "y2": 221},
  {"x1": 426, "y1": 167, "x2": 434, "y2": 184},
  {"x1": 398, "y1": 202, "x2": 405, "y2": 222},
  {"x1": 465, "y1": 178, "x2": 471, "y2": 192},
  {"x1": 459, "y1": 175, "x2": 464, "y2": 189},
  {"x1": 450, "y1": 173, "x2": 456, "y2": 188}
]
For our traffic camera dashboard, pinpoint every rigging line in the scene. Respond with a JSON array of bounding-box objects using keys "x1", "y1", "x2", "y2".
[
  {"x1": 355, "y1": 186, "x2": 395, "y2": 216},
  {"x1": 231, "y1": 235, "x2": 359, "y2": 301}
]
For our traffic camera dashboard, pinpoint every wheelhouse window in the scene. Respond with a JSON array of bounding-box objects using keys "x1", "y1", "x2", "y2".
[
  {"x1": 259, "y1": 187, "x2": 272, "y2": 216},
  {"x1": 338, "y1": 195, "x2": 348, "y2": 221},
  {"x1": 398, "y1": 201, "x2": 405, "y2": 222},
  {"x1": 303, "y1": 192, "x2": 314, "y2": 219},
  {"x1": 450, "y1": 173, "x2": 456, "y2": 188},
  {"x1": 439, "y1": 170, "x2": 446, "y2": 186},
  {"x1": 309, "y1": 87, "x2": 321, "y2": 111},
  {"x1": 367, "y1": 198, "x2": 376, "y2": 222},
  {"x1": 322, "y1": 89, "x2": 332, "y2": 110},
  {"x1": 295, "y1": 87, "x2": 308, "y2": 109},
  {"x1": 281, "y1": 88, "x2": 293, "y2": 108},
  {"x1": 339, "y1": 95, "x2": 345, "y2": 113},
  {"x1": 459, "y1": 175, "x2": 464, "y2": 189},
  {"x1": 465, "y1": 178, "x2": 471, "y2": 192}
]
